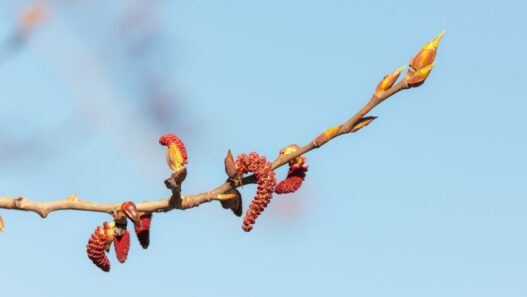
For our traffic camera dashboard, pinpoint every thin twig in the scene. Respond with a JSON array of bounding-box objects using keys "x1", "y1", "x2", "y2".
[
  {"x1": 0, "y1": 75, "x2": 411, "y2": 218},
  {"x1": 1, "y1": 28, "x2": 443, "y2": 220}
]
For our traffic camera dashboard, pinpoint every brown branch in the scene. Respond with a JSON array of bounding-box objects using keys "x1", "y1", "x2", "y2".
[
  {"x1": 0, "y1": 32, "x2": 442, "y2": 221},
  {"x1": 0, "y1": 77, "x2": 411, "y2": 217}
]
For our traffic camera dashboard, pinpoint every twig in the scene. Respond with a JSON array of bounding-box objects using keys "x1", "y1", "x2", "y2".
[
  {"x1": 0, "y1": 32, "x2": 443, "y2": 223},
  {"x1": 0, "y1": 75, "x2": 410, "y2": 217}
]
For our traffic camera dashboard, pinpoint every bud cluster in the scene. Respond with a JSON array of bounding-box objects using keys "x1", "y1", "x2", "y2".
[{"x1": 86, "y1": 201, "x2": 153, "y2": 272}]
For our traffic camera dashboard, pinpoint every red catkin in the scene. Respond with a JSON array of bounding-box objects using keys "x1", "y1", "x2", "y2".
[
  {"x1": 235, "y1": 152, "x2": 277, "y2": 232},
  {"x1": 134, "y1": 213, "x2": 152, "y2": 249},
  {"x1": 158, "y1": 134, "x2": 188, "y2": 164},
  {"x1": 113, "y1": 230, "x2": 130, "y2": 263},
  {"x1": 275, "y1": 157, "x2": 308, "y2": 194},
  {"x1": 86, "y1": 226, "x2": 111, "y2": 272}
]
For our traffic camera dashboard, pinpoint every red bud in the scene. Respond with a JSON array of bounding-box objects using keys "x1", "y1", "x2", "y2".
[
  {"x1": 121, "y1": 201, "x2": 141, "y2": 226},
  {"x1": 86, "y1": 225, "x2": 111, "y2": 272},
  {"x1": 114, "y1": 230, "x2": 130, "y2": 263},
  {"x1": 134, "y1": 213, "x2": 152, "y2": 249},
  {"x1": 275, "y1": 156, "x2": 308, "y2": 194}
]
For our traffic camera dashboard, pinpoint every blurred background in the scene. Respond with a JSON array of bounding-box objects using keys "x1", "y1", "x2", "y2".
[{"x1": 1, "y1": 1, "x2": 526, "y2": 296}]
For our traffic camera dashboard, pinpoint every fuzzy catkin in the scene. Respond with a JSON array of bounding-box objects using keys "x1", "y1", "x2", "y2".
[
  {"x1": 113, "y1": 231, "x2": 130, "y2": 263},
  {"x1": 275, "y1": 157, "x2": 308, "y2": 194},
  {"x1": 87, "y1": 226, "x2": 111, "y2": 272},
  {"x1": 159, "y1": 134, "x2": 188, "y2": 163},
  {"x1": 134, "y1": 213, "x2": 152, "y2": 249},
  {"x1": 235, "y1": 153, "x2": 277, "y2": 232}
]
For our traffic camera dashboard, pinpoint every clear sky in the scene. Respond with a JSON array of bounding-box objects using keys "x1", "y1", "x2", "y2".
[{"x1": 1, "y1": 1, "x2": 526, "y2": 296}]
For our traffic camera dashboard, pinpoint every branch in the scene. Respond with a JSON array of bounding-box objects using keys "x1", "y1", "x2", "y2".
[
  {"x1": 0, "y1": 31, "x2": 444, "y2": 228},
  {"x1": 0, "y1": 74, "x2": 411, "y2": 214}
]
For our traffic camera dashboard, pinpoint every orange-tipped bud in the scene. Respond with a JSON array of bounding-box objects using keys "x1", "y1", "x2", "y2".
[
  {"x1": 410, "y1": 31, "x2": 444, "y2": 70},
  {"x1": 121, "y1": 201, "x2": 141, "y2": 226},
  {"x1": 114, "y1": 230, "x2": 130, "y2": 263},
  {"x1": 0, "y1": 213, "x2": 4, "y2": 233},
  {"x1": 407, "y1": 62, "x2": 435, "y2": 87},
  {"x1": 375, "y1": 65, "x2": 405, "y2": 95},
  {"x1": 160, "y1": 134, "x2": 188, "y2": 172}
]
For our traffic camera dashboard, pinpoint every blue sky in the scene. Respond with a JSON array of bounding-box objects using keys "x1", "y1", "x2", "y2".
[{"x1": 1, "y1": 1, "x2": 526, "y2": 296}]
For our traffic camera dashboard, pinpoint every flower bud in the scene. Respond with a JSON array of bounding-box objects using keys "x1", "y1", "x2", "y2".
[
  {"x1": 350, "y1": 116, "x2": 377, "y2": 133},
  {"x1": 102, "y1": 221, "x2": 115, "y2": 252},
  {"x1": 87, "y1": 224, "x2": 112, "y2": 272},
  {"x1": 159, "y1": 134, "x2": 188, "y2": 172},
  {"x1": 114, "y1": 230, "x2": 130, "y2": 263},
  {"x1": 410, "y1": 31, "x2": 444, "y2": 70},
  {"x1": 134, "y1": 213, "x2": 153, "y2": 249},
  {"x1": 121, "y1": 201, "x2": 141, "y2": 226},
  {"x1": 375, "y1": 65, "x2": 405, "y2": 95},
  {"x1": 407, "y1": 62, "x2": 435, "y2": 87},
  {"x1": 224, "y1": 149, "x2": 238, "y2": 179},
  {"x1": 275, "y1": 156, "x2": 308, "y2": 194}
]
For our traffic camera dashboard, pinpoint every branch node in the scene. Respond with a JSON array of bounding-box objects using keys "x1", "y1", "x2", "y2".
[
  {"x1": 39, "y1": 209, "x2": 49, "y2": 218},
  {"x1": 14, "y1": 197, "x2": 24, "y2": 208},
  {"x1": 67, "y1": 195, "x2": 79, "y2": 202}
]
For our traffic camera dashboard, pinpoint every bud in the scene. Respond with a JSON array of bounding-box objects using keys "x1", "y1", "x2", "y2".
[
  {"x1": 280, "y1": 144, "x2": 300, "y2": 156},
  {"x1": 134, "y1": 213, "x2": 152, "y2": 249},
  {"x1": 0, "y1": 213, "x2": 4, "y2": 233},
  {"x1": 159, "y1": 134, "x2": 188, "y2": 172},
  {"x1": 275, "y1": 156, "x2": 308, "y2": 194},
  {"x1": 121, "y1": 201, "x2": 141, "y2": 226},
  {"x1": 86, "y1": 224, "x2": 112, "y2": 272},
  {"x1": 314, "y1": 125, "x2": 341, "y2": 147},
  {"x1": 407, "y1": 62, "x2": 435, "y2": 87},
  {"x1": 220, "y1": 189, "x2": 243, "y2": 217},
  {"x1": 113, "y1": 209, "x2": 128, "y2": 225},
  {"x1": 114, "y1": 230, "x2": 130, "y2": 263},
  {"x1": 375, "y1": 65, "x2": 405, "y2": 95},
  {"x1": 102, "y1": 221, "x2": 115, "y2": 252},
  {"x1": 224, "y1": 149, "x2": 238, "y2": 179},
  {"x1": 350, "y1": 116, "x2": 377, "y2": 133},
  {"x1": 410, "y1": 31, "x2": 444, "y2": 70}
]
